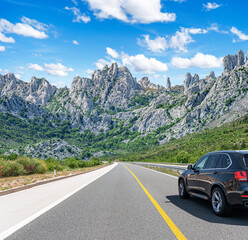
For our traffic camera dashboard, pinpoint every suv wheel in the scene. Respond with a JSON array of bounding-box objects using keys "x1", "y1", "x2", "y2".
[
  {"x1": 211, "y1": 187, "x2": 230, "y2": 216},
  {"x1": 178, "y1": 178, "x2": 189, "y2": 199}
]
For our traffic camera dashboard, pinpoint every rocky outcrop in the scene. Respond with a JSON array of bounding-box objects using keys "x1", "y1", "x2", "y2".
[
  {"x1": 166, "y1": 77, "x2": 171, "y2": 91},
  {"x1": 223, "y1": 49, "x2": 245, "y2": 74},
  {"x1": 138, "y1": 77, "x2": 164, "y2": 90}
]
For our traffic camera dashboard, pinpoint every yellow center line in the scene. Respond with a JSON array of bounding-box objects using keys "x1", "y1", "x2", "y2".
[{"x1": 124, "y1": 164, "x2": 187, "y2": 240}]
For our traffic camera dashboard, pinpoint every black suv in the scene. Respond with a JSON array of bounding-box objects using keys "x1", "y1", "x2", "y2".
[{"x1": 178, "y1": 151, "x2": 248, "y2": 216}]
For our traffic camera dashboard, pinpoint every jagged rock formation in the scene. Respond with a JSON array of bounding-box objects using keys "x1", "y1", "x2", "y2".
[
  {"x1": 184, "y1": 73, "x2": 200, "y2": 93},
  {"x1": 223, "y1": 49, "x2": 246, "y2": 74},
  {"x1": 166, "y1": 77, "x2": 171, "y2": 91},
  {"x1": 1, "y1": 49, "x2": 248, "y2": 156},
  {"x1": 138, "y1": 77, "x2": 164, "y2": 90}
]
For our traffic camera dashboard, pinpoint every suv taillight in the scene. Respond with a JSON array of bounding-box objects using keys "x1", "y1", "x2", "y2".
[{"x1": 234, "y1": 171, "x2": 248, "y2": 182}]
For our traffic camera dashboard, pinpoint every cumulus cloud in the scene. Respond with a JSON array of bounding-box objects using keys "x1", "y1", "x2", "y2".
[
  {"x1": 96, "y1": 47, "x2": 167, "y2": 74},
  {"x1": 65, "y1": 6, "x2": 91, "y2": 23},
  {"x1": 0, "y1": 18, "x2": 48, "y2": 40},
  {"x1": 51, "y1": 81, "x2": 67, "y2": 87},
  {"x1": 28, "y1": 63, "x2": 44, "y2": 71},
  {"x1": 230, "y1": 27, "x2": 248, "y2": 42},
  {"x1": 95, "y1": 58, "x2": 116, "y2": 69},
  {"x1": 106, "y1": 47, "x2": 119, "y2": 58},
  {"x1": 138, "y1": 25, "x2": 224, "y2": 53},
  {"x1": 138, "y1": 35, "x2": 167, "y2": 53},
  {"x1": 73, "y1": 40, "x2": 79, "y2": 45},
  {"x1": 86, "y1": 69, "x2": 93, "y2": 74},
  {"x1": 0, "y1": 46, "x2": 5, "y2": 52},
  {"x1": 122, "y1": 53, "x2": 168, "y2": 74},
  {"x1": 203, "y1": 2, "x2": 222, "y2": 11},
  {"x1": 171, "y1": 52, "x2": 223, "y2": 69},
  {"x1": 0, "y1": 32, "x2": 15, "y2": 43},
  {"x1": 83, "y1": 0, "x2": 176, "y2": 23},
  {"x1": 28, "y1": 63, "x2": 74, "y2": 77},
  {"x1": 14, "y1": 73, "x2": 22, "y2": 79}
]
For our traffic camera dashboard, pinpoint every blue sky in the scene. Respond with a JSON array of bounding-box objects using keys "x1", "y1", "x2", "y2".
[{"x1": 0, "y1": 0, "x2": 248, "y2": 87}]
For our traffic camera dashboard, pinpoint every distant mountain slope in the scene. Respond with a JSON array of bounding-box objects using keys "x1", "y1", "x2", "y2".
[{"x1": 1, "y1": 49, "x2": 248, "y2": 158}]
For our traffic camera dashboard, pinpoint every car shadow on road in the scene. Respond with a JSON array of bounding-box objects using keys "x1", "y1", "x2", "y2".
[{"x1": 166, "y1": 195, "x2": 248, "y2": 225}]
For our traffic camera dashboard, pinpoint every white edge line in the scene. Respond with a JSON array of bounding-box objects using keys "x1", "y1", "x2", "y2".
[
  {"x1": 127, "y1": 163, "x2": 179, "y2": 179},
  {"x1": 0, "y1": 162, "x2": 118, "y2": 240}
]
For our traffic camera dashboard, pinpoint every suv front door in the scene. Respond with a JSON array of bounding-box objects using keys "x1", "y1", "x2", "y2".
[{"x1": 187, "y1": 155, "x2": 209, "y2": 194}]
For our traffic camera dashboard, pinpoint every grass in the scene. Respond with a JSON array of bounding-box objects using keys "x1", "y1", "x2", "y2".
[
  {"x1": 143, "y1": 166, "x2": 181, "y2": 177},
  {"x1": 0, "y1": 164, "x2": 108, "y2": 191},
  {"x1": 0, "y1": 155, "x2": 102, "y2": 178}
]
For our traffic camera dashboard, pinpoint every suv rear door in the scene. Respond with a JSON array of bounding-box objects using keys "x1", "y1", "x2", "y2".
[{"x1": 196, "y1": 154, "x2": 221, "y2": 198}]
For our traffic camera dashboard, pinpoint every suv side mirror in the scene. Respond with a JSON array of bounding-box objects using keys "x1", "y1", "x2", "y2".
[{"x1": 187, "y1": 164, "x2": 193, "y2": 170}]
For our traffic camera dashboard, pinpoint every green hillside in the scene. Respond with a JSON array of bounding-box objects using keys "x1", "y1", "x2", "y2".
[{"x1": 101, "y1": 115, "x2": 248, "y2": 164}]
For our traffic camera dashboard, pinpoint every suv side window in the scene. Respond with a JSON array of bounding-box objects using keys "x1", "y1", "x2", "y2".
[
  {"x1": 195, "y1": 156, "x2": 209, "y2": 170},
  {"x1": 216, "y1": 154, "x2": 231, "y2": 168},
  {"x1": 203, "y1": 154, "x2": 221, "y2": 169}
]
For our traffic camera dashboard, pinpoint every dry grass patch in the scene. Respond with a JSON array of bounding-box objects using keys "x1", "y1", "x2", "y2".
[{"x1": 0, "y1": 164, "x2": 107, "y2": 191}]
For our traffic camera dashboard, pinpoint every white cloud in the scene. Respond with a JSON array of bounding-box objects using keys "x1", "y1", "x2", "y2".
[
  {"x1": 83, "y1": 0, "x2": 176, "y2": 23},
  {"x1": 138, "y1": 35, "x2": 167, "y2": 53},
  {"x1": 73, "y1": 40, "x2": 79, "y2": 45},
  {"x1": 44, "y1": 63, "x2": 74, "y2": 76},
  {"x1": 86, "y1": 69, "x2": 93, "y2": 74},
  {"x1": 106, "y1": 47, "x2": 119, "y2": 58},
  {"x1": 138, "y1": 25, "x2": 224, "y2": 53},
  {"x1": 95, "y1": 58, "x2": 115, "y2": 69},
  {"x1": 230, "y1": 27, "x2": 248, "y2": 41},
  {"x1": 0, "y1": 46, "x2": 5, "y2": 52},
  {"x1": 203, "y1": 2, "x2": 222, "y2": 11},
  {"x1": 65, "y1": 7, "x2": 91, "y2": 23},
  {"x1": 51, "y1": 81, "x2": 67, "y2": 87},
  {"x1": 21, "y1": 17, "x2": 49, "y2": 31},
  {"x1": 72, "y1": 0, "x2": 78, "y2": 5},
  {"x1": 171, "y1": 52, "x2": 223, "y2": 69},
  {"x1": 0, "y1": 69, "x2": 8, "y2": 74},
  {"x1": 14, "y1": 73, "x2": 22, "y2": 79},
  {"x1": 0, "y1": 32, "x2": 15, "y2": 43},
  {"x1": 122, "y1": 53, "x2": 168, "y2": 74},
  {"x1": 0, "y1": 18, "x2": 48, "y2": 39},
  {"x1": 28, "y1": 63, "x2": 74, "y2": 77},
  {"x1": 28, "y1": 63, "x2": 44, "y2": 71}
]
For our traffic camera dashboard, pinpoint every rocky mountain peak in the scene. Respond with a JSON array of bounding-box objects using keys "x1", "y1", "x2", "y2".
[
  {"x1": 166, "y1": 77, "x2": 171, "y2": 91},
  {"x1": 138, "y1": 77, "x2": 164, "y2": 90},
  {"x1": 223, "y1": 49, "x2": 245, "y2": 74},
  {"x1": 207, "y1": 71, "x2": 216, "y2": 79}
]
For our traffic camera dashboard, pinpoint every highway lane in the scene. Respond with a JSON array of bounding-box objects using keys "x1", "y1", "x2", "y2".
[{"x1": 4, "y1": 163, "x2": 248, "y2": 240}]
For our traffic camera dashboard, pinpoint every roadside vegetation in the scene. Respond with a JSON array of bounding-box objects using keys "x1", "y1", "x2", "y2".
[
  {"x1": 0, "y1": 154, "x2": 101, "y2": 177},
  {"x1": 143, "y1": 166, "x2": 180, "y2": 177}
]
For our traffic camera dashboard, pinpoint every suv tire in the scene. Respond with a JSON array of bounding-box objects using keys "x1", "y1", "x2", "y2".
[
  {"x1": 178, "y1": 178, "x2": 190, "y2": 199},
  {"x1": 211, "y1": 187, "x2": 230, "y2": 216}
]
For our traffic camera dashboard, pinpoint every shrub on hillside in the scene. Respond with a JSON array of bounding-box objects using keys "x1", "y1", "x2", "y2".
[
  {"x1": 44, "y1": 158, "x2": 64, "y2": 171},
  {"x1": 6, "y1": 153, "x2": 18, "y2": 160},
  {"x1": 0, "y1": 160, "x2": 26, "y2": 177},
  {"x1": 176, "y1": 151, "x2": 190, "y2": 163},
  {"x1": 18, "y1": 157, "x2": 47, "y2": 174}
]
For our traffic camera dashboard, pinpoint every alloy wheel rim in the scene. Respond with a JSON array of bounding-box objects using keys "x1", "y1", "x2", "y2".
[
  {"x1": 179, "y1": 181, "x2": 184, "y2": 196},
  {"x1": 212, "y1": 191, "x2": 222, "y2": 213}
]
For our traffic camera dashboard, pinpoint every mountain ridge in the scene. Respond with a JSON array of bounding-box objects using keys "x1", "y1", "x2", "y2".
[{"x1": 1, "y1": 49, "x2": 248, "y2": 159}]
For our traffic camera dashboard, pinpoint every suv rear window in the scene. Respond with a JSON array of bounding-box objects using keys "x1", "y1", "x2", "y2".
[
  {"x1": 204, "y1": 154, "x2": 220, "y2": 169},
  {"x1": 216, "y1": 154, "x2": 231, "y2": 168}
]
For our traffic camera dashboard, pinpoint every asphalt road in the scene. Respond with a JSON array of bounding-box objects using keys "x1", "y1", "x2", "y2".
[{"x1": 4, "y1": 163, "x2": 248, "y2": 240}]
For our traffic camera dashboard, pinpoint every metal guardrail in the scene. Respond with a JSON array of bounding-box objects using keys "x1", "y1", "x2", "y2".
[{"x1": 133, "y1": 162, "x2": 187, "y2": 171}]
